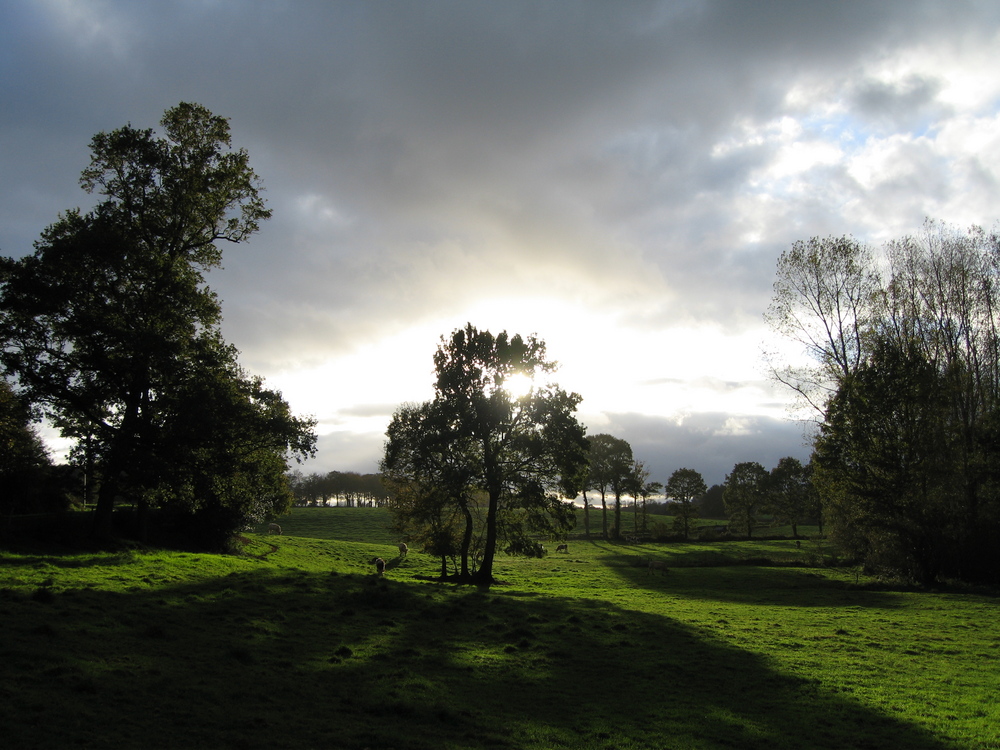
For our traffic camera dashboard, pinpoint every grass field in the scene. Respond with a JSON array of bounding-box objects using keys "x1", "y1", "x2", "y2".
[{"x1": 2, "y1": 507, "x2": 998, "y2": 749}]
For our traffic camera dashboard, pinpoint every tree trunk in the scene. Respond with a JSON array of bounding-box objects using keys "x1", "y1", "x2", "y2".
[
  {"x1": 471, "y1": 486, "x2": 500, "y2": 587},
  {"x1": 458, "y1": 497, "x2": 474, "y2": 579}
]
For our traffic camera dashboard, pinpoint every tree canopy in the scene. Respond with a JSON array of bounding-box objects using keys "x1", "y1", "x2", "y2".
[
  {"x1": 0, "y1": 103, "x2": 315, "y2": 547},
  {"x1": 381, "y1": 323, "x2": 588, "y2": 585},
  {"x1": 723, "y1": 461, "x2": 768, "y2": 539},
  {"x1": 665, "y1": 467, "x2": 706, "y2": 540},
  {"x1": 767, "y1": 221, "x2": 1000, "y2": 582},
  {"x1": 586, "y1": 433, "x2": 633, "y2": 539}
]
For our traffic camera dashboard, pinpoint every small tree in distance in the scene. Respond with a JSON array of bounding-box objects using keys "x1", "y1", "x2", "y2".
[
  {"x1": 587, "y1": 433, "x2": 633, "y2": 540},
  {"x1": 768, "y1": 456, "x2": 812, "y2": 538},
  {"x1": 724, "y1": 462, "x2": 769, "y2": 538},
  {"x1": 665, "y1": 467, "x2": 706, "y2": 540}
]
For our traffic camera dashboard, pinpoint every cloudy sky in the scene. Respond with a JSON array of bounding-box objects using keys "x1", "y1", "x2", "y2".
[{"x1": 3, "y1": 1, "x2": 999, "y2": 487}]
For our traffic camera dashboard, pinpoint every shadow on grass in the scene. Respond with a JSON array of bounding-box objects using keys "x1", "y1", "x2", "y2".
[
  {"x1": 0, "y1": 550, "x2": 141, "y2": 569},
  {"x1": 594, "y1": 542, "x2": 907, "y2": 610},
  {"x1": 2, "y1": 566, "x2": 951, "y2": 750}
]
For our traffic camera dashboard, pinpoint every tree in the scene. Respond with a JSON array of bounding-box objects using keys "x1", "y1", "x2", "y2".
[
  {"x1": 764, "y1": 234, "x2": 878, "y2": 416},
  {"x1": 381, "y1": 400, "x2": 479, "y2": 578},
  {"x1": 767, "y1": 221, "x2": 1000, "y2": 582},
  {"x1": 665, "y1": 467, "x2": 706, "y2": 540},
  {"x1": 767, "y1": 457, "x2": 812, "y2": 538},
  {"x1": 0, "y1": 379, "x2": 57, "y2": 518},
  {"x1": 698, "y1": 484, "x2": 726, "y2": 518},
  {"x1": 724, "y1": 462, "x2": 768, "y2": 538},
  {"x1": 383, "y1": 324, "x2": 588, "y2": 586},
  {"x1": 629, "y1": 461, "x2": 661, "y2": 534},
  {"x1": 0, "y1": 103, "x2": 315, "y2": 544},
  {"x1": 813, "y1": 339, "x2": 956, "y2": 583},
  {"x1": 144, "y1": 343, "x2": 316, "y2": 548},
  {"x1": 587, "y1": 433, "x2": 633, "y2": 540}
]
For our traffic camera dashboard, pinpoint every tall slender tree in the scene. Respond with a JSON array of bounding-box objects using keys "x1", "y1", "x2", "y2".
[{"x1": 587, "y1": 433, "x2": 633, "y2": 540}]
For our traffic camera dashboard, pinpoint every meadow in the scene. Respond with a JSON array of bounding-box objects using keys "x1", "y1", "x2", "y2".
[{"x1": 2, "y1": 507, "x2": 998, "y2": 750}]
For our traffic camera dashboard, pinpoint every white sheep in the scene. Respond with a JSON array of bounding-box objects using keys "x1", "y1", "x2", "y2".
[
  {"x1": 398, "y1": 542, "x2": 408, "y2": 557},
  {"x1": 268, "y1": 523, "x2": 282, "y2": 535}
]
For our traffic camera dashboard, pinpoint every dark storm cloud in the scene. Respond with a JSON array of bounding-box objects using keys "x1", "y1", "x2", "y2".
[{"x1": 593, "y1": 411, "x2": 814, "y2": 487}]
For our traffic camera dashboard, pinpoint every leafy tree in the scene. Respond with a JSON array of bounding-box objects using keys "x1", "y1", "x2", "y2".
[
  {"x1": 629, "y1": 461, "x2": 661, "y2": 534},
  {"x1": 698, "y1": 484, "x2": 726, "y2": 518},
  {"x1": 0, "y1": 379, "x2": 57, "y2": 518},
  {"x1": 767, "y1": 457, "x2": 812, "y2": 538},
  {"x1": 0, "y1": 103, "x2": 315, "y2": 544},
  {"x1": 587, "y1": 433, "x2": 632, "y2": 540},
  {"x1": 383, "y1": 324, "x2": 588, "y2": 585},
  {"x1": 766, "y1": 221, "x2": 1000, "y2": 583},
  {"x1": 813, "y1": 339, "x2": 956, "y2": 583},
  {"x1": 382, "y1": 400, "x2": 479, "y2": 578},
  {"x1": 665, "y1": 467, "x2": 706, "y2": 540},
  {"x1": 724, "y1": 462, "x2": 768, "y2": 538},
  {"x1": 145, "y1": 343, "x2": 316, "y2": 548}
]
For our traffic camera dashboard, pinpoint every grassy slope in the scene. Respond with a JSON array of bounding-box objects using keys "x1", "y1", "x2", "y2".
[{"x1": 1, "y1": 507, "x2": 997, "y2": 750}]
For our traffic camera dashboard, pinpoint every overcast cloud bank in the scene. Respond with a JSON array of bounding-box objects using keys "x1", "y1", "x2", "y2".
[{"x1": 2, "y1": 1, "x2": 998, "y2": 486}]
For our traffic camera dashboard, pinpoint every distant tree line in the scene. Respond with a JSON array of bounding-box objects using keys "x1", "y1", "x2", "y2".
[
  {"x1": 767, "y1": 221, "x2": 1000, "y2": 584},
  {"x1": 287, "y1": 470, "x2": 390, "y2": 507},
  {"x1": 578, "y1": 445, "x2": 819, "y2": 541}
]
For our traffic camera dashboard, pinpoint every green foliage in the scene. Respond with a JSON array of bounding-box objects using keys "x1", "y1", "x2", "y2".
[
  {"x1": 724, "y1": 461, "x2": 768, "y2": 538},
  {"x1": 666, "y1": 467, "x2": 707, "y2": 539},
  {"x1": 586, "y1": 432, "x2": 633, "y2": 539},
  {"x1": 767, "y1": 457, "x2": 815, "y2": 538},
  {"x1": 0, "y1": 379, "x2": 59, "y2": 516},
  {"x1": 814, "y1": 339, "x2": 961, "y2": 583},
  {"x1": 382, "y1": 324, "x2": 588, "y2": 585},
  {"x1": 288, "y1": 469, "x2": 388, "y2": 507},
  {"x1": 767, "y1": 221, "x2": 1000, "y2": 583},
  {"x1": 0, "y1": 103, "x2": 314, "y2": 546},
  {"x1": 699, "y1": 483, "x2": 727, "y2": 518}
]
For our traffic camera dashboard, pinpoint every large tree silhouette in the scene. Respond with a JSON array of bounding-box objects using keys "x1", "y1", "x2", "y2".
[{"x1": 383, "y1": 324, "x2": 588, "y2": 586}]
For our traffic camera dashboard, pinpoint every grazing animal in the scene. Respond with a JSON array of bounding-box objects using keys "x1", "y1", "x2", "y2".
[
  {"x1": 647, "y1": 560, "x2": 669, "y2": 575},
  {"x1": 268, "y1": 523, "x2": 282, "y2": 535},
  {"x1": 398, "y1": 542, "x2": 408, "y2": 557},
  {"x1": 373, "y1": 557, "x2": 386, "y2": 576},
  {"x1": 555, "y1": 543, "x2": 568, "y2": 553}
]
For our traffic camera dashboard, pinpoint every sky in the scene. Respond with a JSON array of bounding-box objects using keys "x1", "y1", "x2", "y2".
[{"x1": 2, "y1": 1, "x2": 999, "y2": 488}]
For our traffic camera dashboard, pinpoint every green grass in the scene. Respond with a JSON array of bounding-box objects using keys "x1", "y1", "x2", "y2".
[{"x1": 2, "y1": 507, "x2": 998, "y2": 749}]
